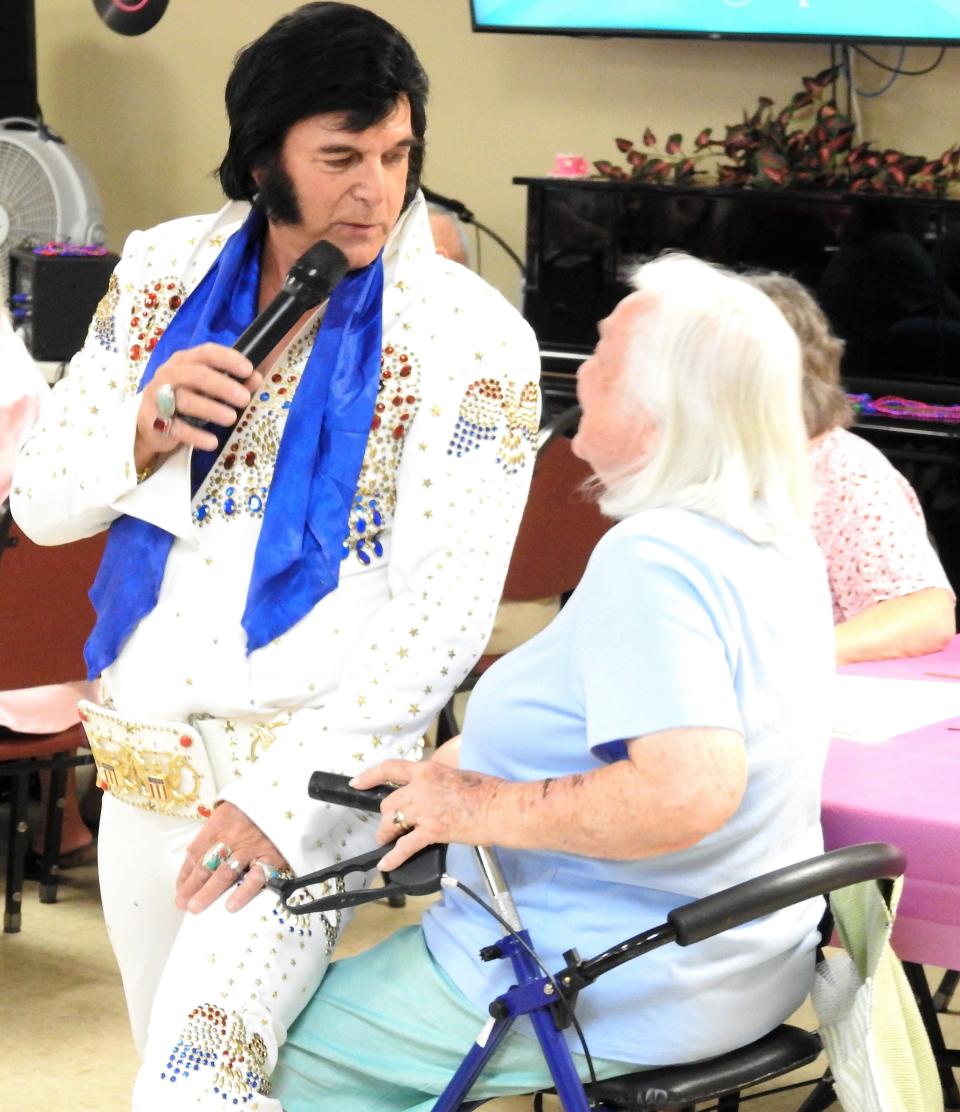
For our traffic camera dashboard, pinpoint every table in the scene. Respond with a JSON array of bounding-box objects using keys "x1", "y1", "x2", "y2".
[
  {"x1": 822, "y1": 637, "x2": 960, "y2": 1104},
  {"x1": 822, "y1": 637, "x2": 960, "y2": 971}
]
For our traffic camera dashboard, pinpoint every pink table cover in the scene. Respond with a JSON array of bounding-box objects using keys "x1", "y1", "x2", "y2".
[{"x1": 822, "y1": 636, "x2": 960, "y2": 968}]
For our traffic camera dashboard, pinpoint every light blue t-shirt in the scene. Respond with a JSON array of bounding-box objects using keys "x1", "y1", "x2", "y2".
[{"x1": 422, "y1": 507, "x2": 835, "y2": 1065}]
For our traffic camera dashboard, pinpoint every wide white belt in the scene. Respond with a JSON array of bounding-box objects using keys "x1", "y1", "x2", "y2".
[{"x1": 79, "y1": 700, "x2": 291, "y2": 822}]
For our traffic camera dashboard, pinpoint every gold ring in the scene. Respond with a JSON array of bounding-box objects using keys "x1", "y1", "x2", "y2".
[{"x1": 392, "y1": 810, "x2": 412, "y2": 834}]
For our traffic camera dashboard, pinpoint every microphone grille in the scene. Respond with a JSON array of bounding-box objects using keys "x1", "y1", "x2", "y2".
[{"x1": 286, "y1": 240, "x2": 350, "y2": 299}]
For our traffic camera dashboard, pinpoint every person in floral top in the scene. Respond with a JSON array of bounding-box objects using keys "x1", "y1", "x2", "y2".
[{"x1": 750, "y1": 273, "x2": 955, "y2": 665}]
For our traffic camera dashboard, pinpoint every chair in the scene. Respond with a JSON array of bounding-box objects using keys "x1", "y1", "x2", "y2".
[
  {"x1": 0, "y1": 499, "x2": 14, "y2": 557},
  {"x1": 0, "y1": 512, "x2": 105, "y2": 932},
  {"x1": 902, "y1": 961, "x2": 960, "y2": 1109},
  {"x1": 933, "y1": 970, "x2": 959, "y2": 1013},
  {"x1": 436, "y1": 405, "x2": 612, "y2": 742}
]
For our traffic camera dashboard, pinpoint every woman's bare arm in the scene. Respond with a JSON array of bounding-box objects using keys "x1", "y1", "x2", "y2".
[
  {"x1": 352, "y1": 726, "x2": 747, "y2": 871},
  {"x1": 835, "y1": 587, "x2": 955, "y2": 666}
]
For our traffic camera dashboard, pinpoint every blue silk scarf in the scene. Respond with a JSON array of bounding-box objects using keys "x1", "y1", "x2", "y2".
[{"x1": 84, "y1": 208, "x2": 384, "y2": 678}]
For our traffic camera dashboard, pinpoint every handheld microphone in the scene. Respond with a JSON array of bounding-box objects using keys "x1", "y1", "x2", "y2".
[
  {"x1": 180, "y1": 238, "x2": 349, "y2": 426},
  {"x1": 235, "y1": 239, "x2": 350, "y2": 367}
]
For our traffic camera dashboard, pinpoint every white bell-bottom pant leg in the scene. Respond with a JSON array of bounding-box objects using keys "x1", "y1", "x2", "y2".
[
  {"x1": 99, "y1": 793, "x2": 351, "y2": 1110},
  {"x1": 131, "y1": 871, "x2": 344, "y2": 1110},
  {"x1": 98, "y1": 792, "x2": 194, "y2": 1052}
]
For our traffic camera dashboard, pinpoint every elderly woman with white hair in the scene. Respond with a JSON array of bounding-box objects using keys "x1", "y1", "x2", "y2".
[{"x1": 272, "y1": 253, "x2": 836, "y2": 1111}]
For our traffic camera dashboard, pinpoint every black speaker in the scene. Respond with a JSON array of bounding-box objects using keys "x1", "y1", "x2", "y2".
[
  {"x1": 8, "y1": 247, "x2": 120, "y2": 363},
  {"x1": 0, "y1": 1, "x2": 39, "y2": 119}
]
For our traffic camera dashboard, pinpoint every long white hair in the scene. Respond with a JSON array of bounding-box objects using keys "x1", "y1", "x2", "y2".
[{"x1": 596, "y1": 253, "x2": 810, "y2": 543}]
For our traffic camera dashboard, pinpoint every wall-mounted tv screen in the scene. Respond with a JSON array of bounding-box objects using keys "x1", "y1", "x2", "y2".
[{"x1": 470, "y1": 1, "x2": 960, "y2": 45}]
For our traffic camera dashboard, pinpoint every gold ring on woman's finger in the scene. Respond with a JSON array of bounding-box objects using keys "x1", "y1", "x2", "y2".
[{"x1": 392, "y1": 810, "x2": 413, "y2": 834}]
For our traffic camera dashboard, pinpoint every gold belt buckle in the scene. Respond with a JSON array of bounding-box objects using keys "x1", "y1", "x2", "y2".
[
  {"x1": 79, "y1": 700, "x2": 215, "y2": 820},
  {"x1": 137, "y1": 748, "x2": 202, "y2": 807}
]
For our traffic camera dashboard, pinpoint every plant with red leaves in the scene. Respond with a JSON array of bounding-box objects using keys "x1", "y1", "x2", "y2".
[{"x1": 595, "y1": 66, "x2": 960, "y2": 196}]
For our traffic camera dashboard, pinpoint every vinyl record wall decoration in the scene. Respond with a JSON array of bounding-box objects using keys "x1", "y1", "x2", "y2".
[{"x1": 93, "y1": 0, "x2": 169, "y2": 36}]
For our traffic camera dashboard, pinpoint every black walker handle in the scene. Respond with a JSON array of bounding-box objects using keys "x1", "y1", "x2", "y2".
[
  {"x1": 269, "y1": 772, "x2": 447, "y2": 915},
  {"x1": 308, "y1": 771, "x2": 393, "y2": 812},
  {"x1": 667, "y1": 842, "x2": 905, "y2": 945}
]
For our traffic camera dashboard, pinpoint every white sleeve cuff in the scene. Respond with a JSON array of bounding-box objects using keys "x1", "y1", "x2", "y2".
[{"x1": 110, "y1": 398, "x2": 197, "y2": 544}]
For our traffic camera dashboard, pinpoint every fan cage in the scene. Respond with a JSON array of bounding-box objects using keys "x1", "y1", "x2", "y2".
[{"x1": 0, "y1": 118, "x2": 105, "y2": 300}]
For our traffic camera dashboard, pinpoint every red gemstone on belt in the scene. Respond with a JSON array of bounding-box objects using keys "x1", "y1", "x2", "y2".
[
  {"x1": 179, "y1": 735, "x2": 193, "y2": 748},
  {"x1": 197, "y1": 804, "x2": 211, "y2": 818}
]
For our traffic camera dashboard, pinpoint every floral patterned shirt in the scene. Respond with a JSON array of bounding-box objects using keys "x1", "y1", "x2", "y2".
[{"x1": 810, "y1": 427, "x2": 953, "y2": 623}]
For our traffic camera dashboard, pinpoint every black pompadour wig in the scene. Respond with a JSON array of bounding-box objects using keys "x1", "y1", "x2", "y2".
[{"x1": 217, "y1": 3, "x2": 428, "y2": 210}]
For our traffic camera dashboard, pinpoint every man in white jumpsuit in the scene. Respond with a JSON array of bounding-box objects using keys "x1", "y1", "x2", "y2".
[{"x1": 11, "y1": 4, "x2": 540, "y2": 1107}]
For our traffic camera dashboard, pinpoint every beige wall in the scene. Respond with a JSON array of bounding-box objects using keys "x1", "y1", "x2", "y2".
[{"x1": 34, "y1": 1, "x2": 960, "y2": 305}]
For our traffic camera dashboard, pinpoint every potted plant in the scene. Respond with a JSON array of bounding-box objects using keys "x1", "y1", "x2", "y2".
[{"x1": 595, "y1": 66, "x2": 960, "y2": 196}]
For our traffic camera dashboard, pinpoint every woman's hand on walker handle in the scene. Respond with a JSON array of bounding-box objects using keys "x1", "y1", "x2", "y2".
[
  {"x1": 350, "y1": 758, "x2": 502, "y2": 872},
  {"x1": 353, "y1": 728, "x2": 747, "y2": 869}
]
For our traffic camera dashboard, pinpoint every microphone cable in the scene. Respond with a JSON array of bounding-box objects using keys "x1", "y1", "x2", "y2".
[
  {"x1": 421, "y1": 187, "x2": 525, "y2": 273},
  {"x1": 469, "y1": 217, "x2": 525, "y2": 273}
]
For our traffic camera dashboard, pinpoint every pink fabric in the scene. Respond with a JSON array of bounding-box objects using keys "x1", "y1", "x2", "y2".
[
  {"x1": 1, "y1": 313, "x2": 91, "y2": 734},
  {"x1": 0, "y1": 680, "x2": 98, "y2": 735},
  {"x1": 0, "y1": 312, "x2": 46, "y2": 504},
  {"x1": 0, "y1": 395, "x2": 41, "y2": 505},
  {"x1": 810, "y1": 427, "x2": 952, "y2": 623},
  {"x1": 821, "y1": 635, "x2": 960, "y2": 968}
]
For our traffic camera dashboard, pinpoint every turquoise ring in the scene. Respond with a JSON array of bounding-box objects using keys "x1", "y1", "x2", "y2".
[
  {"x1": 156, "y1": 382, "x2": 177, "y2": 420},
  {"x1": 201, "y1": 842, "x2": 231, "y2": 872}
]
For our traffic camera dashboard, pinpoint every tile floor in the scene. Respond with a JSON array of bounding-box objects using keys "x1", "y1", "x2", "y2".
[{"x1": 2, "y1": 813, "x2": 957, "y2": 1110}]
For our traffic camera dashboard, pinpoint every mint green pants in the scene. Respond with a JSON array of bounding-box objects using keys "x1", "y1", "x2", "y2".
[{"x1": 273, "y1": 926, "x2": 638, "y2": 1111}]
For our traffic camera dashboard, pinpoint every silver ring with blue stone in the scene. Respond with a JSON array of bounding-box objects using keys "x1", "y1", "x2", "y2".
[{"x1": 253, "y1": 858, "x2": 283, "y2": 885}]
